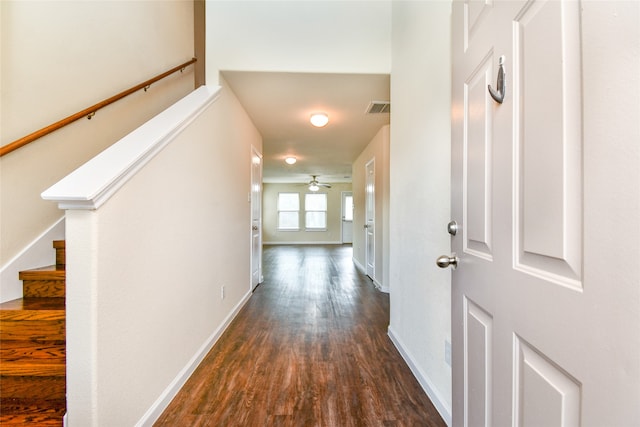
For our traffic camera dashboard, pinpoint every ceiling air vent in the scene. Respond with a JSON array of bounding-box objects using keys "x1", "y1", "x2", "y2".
[{"x1": 365, "y1": 101, "x2": 391, "y2": 114}]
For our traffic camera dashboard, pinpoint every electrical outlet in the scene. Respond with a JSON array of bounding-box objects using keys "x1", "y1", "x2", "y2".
[
  {"x1": 221, "y1": 285, "x2": 225, "y2": 300},
  {"x1": 445, "y1": 340, "x2": 452, "y2": 366}
]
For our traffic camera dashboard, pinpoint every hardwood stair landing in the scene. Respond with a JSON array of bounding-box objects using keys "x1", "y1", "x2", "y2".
[{"x1": 0, "y1": 241, "x2": 66, "y2": 426}]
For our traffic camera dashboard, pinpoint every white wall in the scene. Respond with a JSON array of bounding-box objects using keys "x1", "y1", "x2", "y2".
[
  {"x1": 263, "y1": 182, "x2": 352, "y2": 245},
  {"x1": 388, "y1": 1, "x2": 452, "y2": 423},
  {"x1": 0, "y1": 0, "x2": 195, "y2": 301},
  {"x1": 205, "y1": 0, "x2": 391, "y2": 82},
  {"x1": 56, "y1": 81, "x2": 262, "y2": 425},
  {"x1": 352, "y1": 125, "x2": 390, "y2": 291}
]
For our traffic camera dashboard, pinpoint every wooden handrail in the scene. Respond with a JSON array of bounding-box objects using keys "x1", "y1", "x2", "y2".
[{"x1": 0, "y1": 57, "x2": 197, "y2": 157}]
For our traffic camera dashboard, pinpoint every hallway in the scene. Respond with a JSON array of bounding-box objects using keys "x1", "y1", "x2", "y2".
[{"x1": 155, "y1": 245, "x2": 446, "y2": 426}]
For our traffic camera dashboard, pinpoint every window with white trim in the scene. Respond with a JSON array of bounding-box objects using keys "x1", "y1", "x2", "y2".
[
  {"x1": 277, "y1": 193, "x2": 300, "y2": 230},
  {"x1": 305, "y1": 193, "x2": 327, "y2": 230}
]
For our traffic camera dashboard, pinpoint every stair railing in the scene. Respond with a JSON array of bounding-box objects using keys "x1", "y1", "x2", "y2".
[{"x1": 0, "y1": 57, "x2": 197, "y2": 157}]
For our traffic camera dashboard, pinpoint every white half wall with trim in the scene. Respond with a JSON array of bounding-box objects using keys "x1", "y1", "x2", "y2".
[{"x1": 41, "y1": 82, "x2": 262, "y2": 425}]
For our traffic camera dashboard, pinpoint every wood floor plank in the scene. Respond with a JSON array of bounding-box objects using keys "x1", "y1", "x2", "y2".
[{"x1": 155, "y1": 245, "x2": 445, "y2": 426}]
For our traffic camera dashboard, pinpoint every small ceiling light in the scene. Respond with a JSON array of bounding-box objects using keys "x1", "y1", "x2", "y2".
[
  {"x1": 285, "y1": 156, "x2": 297, "y2": 165},
  {"x1": 310, "y1": 113, "x2": 329, "y2": 128},
  {"x1": 309, "y1": 184, "x2": 320, "y2": 192}
]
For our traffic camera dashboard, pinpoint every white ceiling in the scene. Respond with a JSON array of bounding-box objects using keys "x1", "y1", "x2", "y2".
[{"x1": 222, "y1": 71, "x2": 390, "y2": 184}]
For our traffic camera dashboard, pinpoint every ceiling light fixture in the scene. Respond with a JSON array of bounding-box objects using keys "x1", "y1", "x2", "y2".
[
  {"x1": 310, "y1": 113, "x2": 329, "y2": 128},
  {"x1": 309, "y1": 183, "x2": 320, "y2": 192},
  {"x1": 285, "y1": 156, "x2": 297, "y2": 165}
]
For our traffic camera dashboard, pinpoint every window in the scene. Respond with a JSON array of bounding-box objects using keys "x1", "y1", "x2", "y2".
[
  {"x1": 305, "y1": 193, "x2": 327, "y2": 230},
  {"x1": 278, "y1": 193, "x2": 300, "y2": 230}
]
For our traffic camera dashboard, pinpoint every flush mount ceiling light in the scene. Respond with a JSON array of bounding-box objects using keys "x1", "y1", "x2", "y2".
[
  {"x1": 285, "y1": 156, "x2": 297, "y2": 165},
  {"x1": 309, "y1": 113, "x2": 329, "y2": 128}
]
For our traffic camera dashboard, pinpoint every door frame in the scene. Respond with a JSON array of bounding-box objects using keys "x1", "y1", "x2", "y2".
[
  {"x1": 365, "y1": 158, "x2": 375, "y2": 279},
  {"x1": 250, "y1": 145, "x2": 263, "y2": 290},
  {"x1": 341, "y1": 191, "x2": 353, "y2": 244}
]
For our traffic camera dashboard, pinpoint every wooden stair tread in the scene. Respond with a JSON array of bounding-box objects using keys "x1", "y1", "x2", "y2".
[
  {"x1": 23, "y1": 281, "x2": 65, "y2": 298},
  {"x1": 0, "y1": 341, "x2": 65, "y2": 362},
  {"x1": 0, "y1": 297, "x2": 65, "y2": 315},
  {"x1": 0, "y1": 398, "x2": 65, "y2": 426},
  {"x1": 0, "y1": 376, "x2": 65, "y2": 400},
  {"x1": 53, "y1": 241, "x2": 65, "y2": 269},
  {"x1": 0, "y1": 413, "x2": 64, "y2": 426},
  {"x1": 0, "y1": 362, "x2": 65, "y2": 377},
  {"x1": 20, "y1": 267, "x2": 66, "y2": 297},
  {"x1": 0, "y1": 240, "x2": 66, "y2": 420},
  {"x1": 0, "y1": 298, "x2": 65, "y2": 341},
  {"x1": 0, "y1": 324, "x2": 65, "y2": 341},
  {"x1": 19, "y1": 266, "x2": 65, "y2": 280},
  {"x1": 0, "y1": 397, "x2": 66, "y2": 409}
]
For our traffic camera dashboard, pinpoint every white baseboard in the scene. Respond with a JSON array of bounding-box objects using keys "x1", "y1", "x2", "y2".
[
  {"x1": 373, "y1": 278, "x2": 389, "y2": 294},
  {"x1": 352, "y1": 258, "x2": 388, "y2": 293},
  {"x1": 0, "y1": 217, "x2": 65, "y2": 303},
  {"x1": 388, "y1": 326, "x2": 452, "y2": 426},
  {"x1": 135, "y1": 290, "x2": 252, "y2": 426}
]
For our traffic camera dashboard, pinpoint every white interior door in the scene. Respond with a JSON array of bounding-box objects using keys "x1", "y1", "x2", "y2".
[
  {"x1": 450, "y1": 1, "x2": 639, "y2": 426},
  {"x1": 251, "y1": 146, "x2": 263, "y2": 289},
  {"x1": 365, "y1": 159, "x2": 375, "y2": 278},
  {"x1": 341, "y1": 191, "x2": 353, "y2": 244}
]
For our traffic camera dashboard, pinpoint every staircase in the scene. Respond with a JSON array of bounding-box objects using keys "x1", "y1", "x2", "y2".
[{"x1": 0, "y1": 241, "x2": 66, "y2": 425}]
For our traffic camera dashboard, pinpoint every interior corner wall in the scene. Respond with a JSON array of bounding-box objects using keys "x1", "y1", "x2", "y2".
[
  {"x1": 389, "y1": 0, "x2": 453, "y2": 420},
  {"x1": 352, "y1": 125, "x2": 390, "y2": 290},
  {"x1": 204, "y1": 0, "x2": 391, "y2": 84},
  {"x1": 0, "y1": 1, "x2": 195, "y2": 298},
  {"x1": 263, "y1": 182, "x2": 352, "y2": 245}
]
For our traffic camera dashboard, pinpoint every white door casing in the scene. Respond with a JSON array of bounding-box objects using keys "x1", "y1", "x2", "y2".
[
  {"x1": 365, "y1": 159, "x2": 375, "y2": 278},
  {"x1": 342, "y1": 191, "x2": 353, "y2": 244},
  {"x1": 451, "y1": 1, "x2": 639, "y2": 426},
  {"x1": 251, "y1": 146, "x2": 263, "y2": 289}
]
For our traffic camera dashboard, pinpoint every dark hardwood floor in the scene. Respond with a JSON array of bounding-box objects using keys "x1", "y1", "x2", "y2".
[{"x1": 155, "y1": 244, "x2": 446, "y2": 426}]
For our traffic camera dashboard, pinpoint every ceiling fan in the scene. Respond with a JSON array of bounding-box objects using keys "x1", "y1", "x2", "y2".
[{"x1": 306, "y1": 175, "x2": 331, "y2": 192}]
